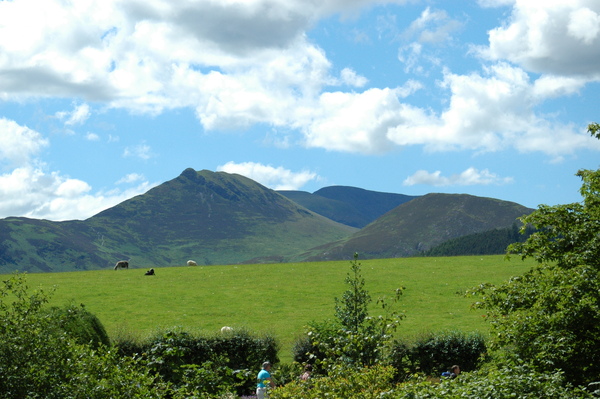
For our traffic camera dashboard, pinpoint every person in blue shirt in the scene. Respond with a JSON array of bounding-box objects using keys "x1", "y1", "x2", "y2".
[{"x1": 256, "y1": 361, "x2": 275, "y2": 399}]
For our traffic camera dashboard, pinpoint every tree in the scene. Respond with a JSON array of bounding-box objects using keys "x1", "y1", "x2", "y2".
[
  {"x1": 303, "y1": 253, "x2": 404, "y2": 370},
  {"x1": 334, "y1": 252, "x2": 371, "y2": 333},
  {"x1": 472, "y1": 123, "x2": 600, "y2": 386}
]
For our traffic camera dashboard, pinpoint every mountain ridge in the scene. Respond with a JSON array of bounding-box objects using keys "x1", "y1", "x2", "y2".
[{"x1": 0, "y1": 168, "x2": 534, "y2": 273}]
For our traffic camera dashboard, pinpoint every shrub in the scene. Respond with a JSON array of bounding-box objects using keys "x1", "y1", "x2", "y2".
[
  {"x1": 393, "y1": 364, "x2": 594, "y2": 398},
  {"x1": 0, "y1": 274, "x2": 165, "y2": 398},
  {"x1": 116, "y1": 327, "x2": 279, "y2": 396},
  {"x1": 407, "y1": 330, "x2": 487, "y2": 376},
  {"x1": 45, "y1": 302, "x2": 110, "y2": 348},
  {"x1": 270, "y1": 364, "x2": 397, "y2": 399}
]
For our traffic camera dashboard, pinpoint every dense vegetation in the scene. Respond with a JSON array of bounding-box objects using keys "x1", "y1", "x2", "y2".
[{"x1": 421, "y1": 223, "x2": 535, "y2": 257}]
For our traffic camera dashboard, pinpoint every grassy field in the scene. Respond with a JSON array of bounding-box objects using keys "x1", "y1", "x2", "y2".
[{"x1": 19, "y1": 255, "x2": 534, "y2": 362}]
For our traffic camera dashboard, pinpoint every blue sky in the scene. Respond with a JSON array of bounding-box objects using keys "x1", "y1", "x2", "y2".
[{"x1": 1, "y1": 0, "x2": 599, "y2": 221}]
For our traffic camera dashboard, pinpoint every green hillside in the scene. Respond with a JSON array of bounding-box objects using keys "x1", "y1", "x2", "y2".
[
  {"x1": 0, "y1": 169, "x2": 356, "y2": 273},
  {"x1": 302, "y1": 193, "x2": 534, "y2": 261},
  {"x1": 0, "y1": 169, "x2": 535, "y2": 274}
]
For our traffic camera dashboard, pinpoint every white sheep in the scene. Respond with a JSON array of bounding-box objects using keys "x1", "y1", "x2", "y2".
[
  {"x1": 220, "y1": 326, "x2": 233, "y2": 333},
  {"x1": 187, "y1": 260, "x2": 198, "y2": 266}
]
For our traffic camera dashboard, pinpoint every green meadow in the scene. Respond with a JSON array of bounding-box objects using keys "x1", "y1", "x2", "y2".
[{"x1": 20, "y1": 255, "x2": 534, "y2": 362}]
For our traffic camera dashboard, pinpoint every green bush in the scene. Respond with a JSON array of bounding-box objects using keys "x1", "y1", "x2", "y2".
[
  {"x1": 115, "y1": 327, "x2": 279, "y2": 396},
  {"x1": 270, "y1": 364, "x2": 397, "y2": 399},
  {"x1": 0, "y1": 274, "x2": 165, "y2": 398},
  {"x1": 407, "y1": 330, "x2": 487, "y2": 375},
  {"x1": 45, "y1": 302, "x2": 110, "y2": 348},
  {"x1": 271, "y1": 363, "x2": 593, "y2": 399},
  {"x1": 394, "y1": 364, "x2": 593, "y2": 398}
]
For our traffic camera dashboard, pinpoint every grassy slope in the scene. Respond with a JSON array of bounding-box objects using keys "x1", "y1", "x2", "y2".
[
  {"x1": 22, "y1": 255, "x2": 534, "y2": 362},
  {"x1": 303, "y1": 193, "x2": 533, "y2": 261}
]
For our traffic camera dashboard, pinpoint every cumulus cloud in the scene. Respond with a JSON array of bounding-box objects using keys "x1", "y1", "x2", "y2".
[
  {"x1": 0, "y1": 118, "x2": 49, "y2": 166},
  {"x1": 340, "y1": 68, "x2": 368, "y2": 87},
  {"x1": 0, "y1": 165, "x2": 156, "y2": 220},
  {"x1": 403, "y1": 167, "x2": 514, "y2": 187},
  {"x1": 0, "y1": 0, "x2": 598, "y2": 220},
  {"x1": 387, "y1": 63, "x2": 600, "y2": 157},
  {"x1": 0, "y1": 117, "x2": 157, "y2": 220},
  {"x1": 217, "y1": 161, "x2": 319, "y2": 190},
  {"x1": 482, "y1": 1, "x2": 600, "y2": 78}
]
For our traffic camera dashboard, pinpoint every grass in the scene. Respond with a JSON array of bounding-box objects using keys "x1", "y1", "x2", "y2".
[{"x1": 19, "y1": 255, "x2": 534, "y2": 362}]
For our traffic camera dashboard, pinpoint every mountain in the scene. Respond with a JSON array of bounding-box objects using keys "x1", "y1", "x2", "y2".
[
  {"x1": 0, "y1": 169, "x2": 536, "y2": 273},
  {"x1": 0, "y1": 169, "x2": 356, "y2": 273},
  {"x1": 299, "y1": 193, "x2": 534, "y2": 261},
  {"x1": 278, "y1": 187, "x2": 417, "y2": 228}
]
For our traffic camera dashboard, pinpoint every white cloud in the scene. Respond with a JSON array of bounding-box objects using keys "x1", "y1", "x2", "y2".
[
  {"x1": 386, "y1": 63, "x2": 600, "y2": 157},
  {"x1": 568, "y1": 7, "x2": 600, "y2": 45},
  {"x1": 0, "y1": 0, "x2": 598, "y2": 170},
  {"x1": 340, "y1": 68, "x2": 368, "y2": 87},
  {"x1": 85, "y1": 132, "x2": 100, "y2": 141},
  {"x1": 56, "y1": 103, "x2": 91, "y2": 126},
  {"x1": 0, "y1": 165, "x2": 156, "y2": 221},
  {"x1": 123, "y1": 142, "x2": 154, "y2": 160},
  {"x1": 0, "y1": 118, "x2": 49, "y2": 166},
  {"x1": 116, "y1": 173, "x2": 146, "y2": 184},
  {"x1": 483, "y1": 1, "x2": 600, "y2": 78},
  {"x1": 403, "y1": 167, "x2": 514, "y2": 187},
  {"x1": 303, "y1": 86, "x2": 415, "y2": 154},
  {"x1": 403, "y1": 7, "x2": 462, "y2": 44},
  {"x1": 217, "y1": 161, "x2": 319, "y2": 190}
]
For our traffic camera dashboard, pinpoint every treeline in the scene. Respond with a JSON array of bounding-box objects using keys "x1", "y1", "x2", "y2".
[{"x1": 421, "y1": 223, "x2": 535, "y2": 257}]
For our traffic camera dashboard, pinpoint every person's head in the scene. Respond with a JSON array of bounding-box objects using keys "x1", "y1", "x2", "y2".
[
  {"x1": 262, "y1": 361, "x2": 272, "y2": 370},
  {"x1": 451, "y1": 365, "x2": 460, "y2": 374}
]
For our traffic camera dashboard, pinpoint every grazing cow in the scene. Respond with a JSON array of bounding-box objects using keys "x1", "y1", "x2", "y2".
[
  {"x1": 220, "y1": 326, "x2": 233, "y2": 333},
  {"x1": 144, "y1": 268, "x2": 155, "y2": 276},
  {"x1": 114, "y1": 260, "x2": 129, "y2": 270},
  {"x1": 187, "y1": 260, "x2": 198, "y2": 266}
]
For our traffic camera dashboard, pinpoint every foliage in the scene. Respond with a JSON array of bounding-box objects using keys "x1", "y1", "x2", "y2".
[
  {"x1": 44, "y1": 302, "x2": 111, "y2": 348},
  {"x1": 303, "y1": 254, "x2": 404, "y2": 369},
  {"x1": 422, "y1": 223, "x2": 535, "y2": 257},
  {"x1": 407, "y1": 330, "x2": 487, "y2": 376},
  {"x1": 334, "y1": 253, "x2": 372, "y2": 333},
  {"x1": 116, "y1": 327, "x2": 279, "y2": 395},
  {"x1": 271, "y1": 363, "x2": 593, "y2": 398},
  {"x1": 169, "y1": 360, "x2": 243, "y2": 399},
  {"x1": 472, "y1": 122, "x2": 600, "y2": 386},
  {"x1": 393, "y1": 364, "x2": 593, "y2": 398},
  {"x1": 270, "y1": 364, "x2": 397, "y2": 399},
  {"x1": 0, "y1": 273, "x2": 165, "y2": 398}
]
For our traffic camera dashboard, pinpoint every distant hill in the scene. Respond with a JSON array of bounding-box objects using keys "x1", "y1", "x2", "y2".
[
  {"x1": 0, "y1": 169, "x2": 537, "y2": 273},
  {"x1": 0, "y1": 169, "x2": 356, "y2": 273},
  {"x1": 299, "y1": 193, "x2": 534, "y2": 261},
  {"x1": 278, "y1": 186, "x2": 417, "y2": 228}
]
